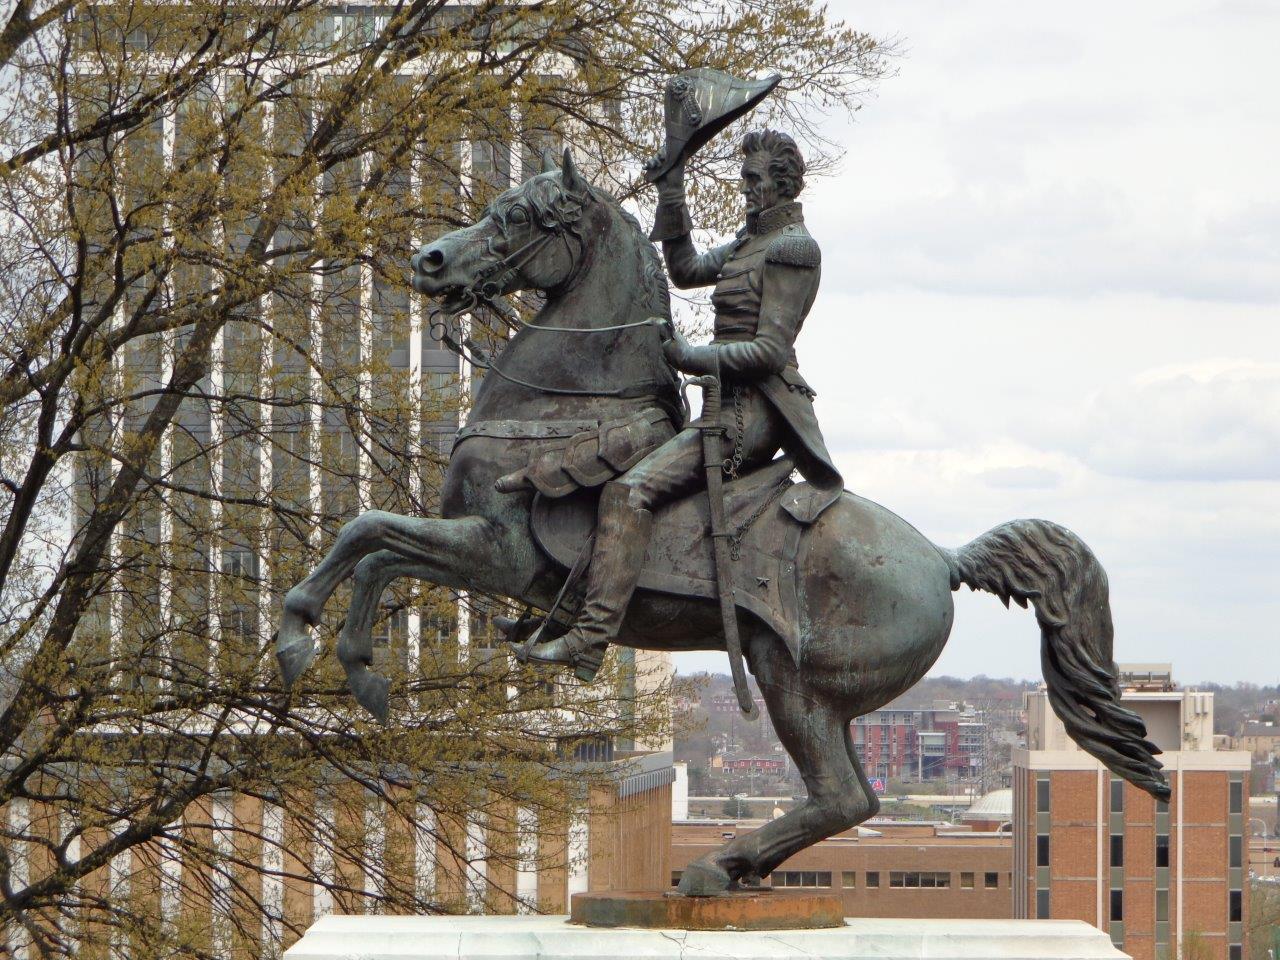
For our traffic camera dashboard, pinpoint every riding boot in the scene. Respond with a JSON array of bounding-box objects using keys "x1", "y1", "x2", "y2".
[{"x1": 522, "y1": 483, "x2": 652, "y2": 682}]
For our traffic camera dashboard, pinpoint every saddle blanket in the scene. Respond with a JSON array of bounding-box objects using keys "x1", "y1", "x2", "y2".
[{"x1": 529, "y1": 456, "x2": 810, "y2": 664}]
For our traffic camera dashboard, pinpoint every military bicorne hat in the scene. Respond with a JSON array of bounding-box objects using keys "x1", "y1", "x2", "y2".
[{"x1": 644, "y1": 68, "x2": 781, "y2": 183}]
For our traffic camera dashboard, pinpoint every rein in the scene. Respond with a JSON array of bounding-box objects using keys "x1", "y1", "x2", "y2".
[{"x1": 430, "y1": 303, "x2": 666, "y2": 399}]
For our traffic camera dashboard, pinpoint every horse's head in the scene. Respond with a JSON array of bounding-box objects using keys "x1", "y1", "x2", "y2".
[{"x1": 412, "y1": 149, "x2": 593, "y2": 311}]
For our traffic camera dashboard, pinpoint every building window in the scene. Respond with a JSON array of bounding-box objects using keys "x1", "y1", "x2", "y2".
[
  {"x1": 1156, "y1": 833, "x2": 1169, "y2": 868},
  {"x1": 888, "y1": 871, "x2": 950, "y2": 888},
  {"x1": 1036, "y1": 777, "x2": 1050, "y2": 813},
  {"x1": 1229, "y1": 834, "x2": 1242, "y2": 868},
  {"x1": 1036, "y1": 835, "x2": 1050, "y2": 867},
  {"x1": 1110, "y1": 889, "x2": 1123, "y2": 922},
  {"x1": 1036, "y1": 889, "x2": 1050, "y2": 919},
  {"x1": 1110, "y1": 834, "x2": 1124, "y2": 868},
  {"x1": 841, "y1": 871, "x2": 857, "y2": 888},
  {"x1": 866, "y1": 871, "x2": 880, "y2": 888},
  {"x1": 1229, "y1": 780, "x2": 1243, "y2": 815},
  {"x1": 773, "y1": 871, "x2": 831, "y2": 888},
  {"x1": 1110, "y1": 778, "x2": 1124, "y2": 812},
  {"x1": 960, "y1": 872, "x2": 974, "y2": 889},
  {"x1": 671, "y1": 871, "x2": 682, "y2": 887},
  {"x1": 1229, "y1": 946, "x2": 1242, "y2": 960},
  {"x1": 984, "y1": 872, "x2": 998, "y2": 889},
  {"x1": 1156, "y1": 889, "x2": 1168, "y2": 922},
  {"x1": 1229, "y1": 889, "x2": 1242, "y2": 923}
]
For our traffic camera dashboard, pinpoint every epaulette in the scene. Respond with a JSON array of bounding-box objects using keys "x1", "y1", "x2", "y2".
[{"x1": 765, "y1": 230, "x2": 820, "y2": 268}]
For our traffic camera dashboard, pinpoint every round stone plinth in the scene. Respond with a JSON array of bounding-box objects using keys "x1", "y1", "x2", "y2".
[{"x1": 569, "y1": 890, "x2": 845, "y2": 931}]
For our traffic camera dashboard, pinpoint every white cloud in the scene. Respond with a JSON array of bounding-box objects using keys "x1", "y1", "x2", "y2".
[
  {"x1": 800, "y1": 1, "x2": 1280, "y2": 303},
  {"x1": 674, "y1": 3, "x2": 1280, "y2": 684},
  {"x1": 1076, "y1": 360, "x2": 1280, "y2": 481}
]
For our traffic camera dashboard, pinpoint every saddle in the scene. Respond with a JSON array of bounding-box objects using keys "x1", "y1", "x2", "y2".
[{"x1": 529, "y1": 456, "x2": 811, "y2": 665}]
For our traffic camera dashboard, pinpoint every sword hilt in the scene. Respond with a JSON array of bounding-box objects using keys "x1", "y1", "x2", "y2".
[{"x1": 687, "y1": 374, "x2": 721, "y2": 421}]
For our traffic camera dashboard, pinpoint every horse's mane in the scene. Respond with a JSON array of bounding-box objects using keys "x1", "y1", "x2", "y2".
[
  {"x1": 490, "y1": 172, "x2": 681, "y2": 419},
  {"x1": 610, "y1": 201, "x2": 672, "y2": 322},
  {"x1": 496, "y1": 174, "x2": 672, "y2": 323}
]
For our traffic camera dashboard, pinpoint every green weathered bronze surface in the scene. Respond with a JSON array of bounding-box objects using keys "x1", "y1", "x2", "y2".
[{"x1": 276, "y1": 71, "x2": 1170, "y2": 900}]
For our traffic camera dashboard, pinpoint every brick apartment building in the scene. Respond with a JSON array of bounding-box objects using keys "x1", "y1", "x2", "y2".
[
  {"x1": 1013, "y1": 664, "x2": 1251, "y2": 960},
  {"x1": 850, "y1": 705, "x2": 986, "y2": 781},
  {"x1": 671, "y1": 816, "x2": 1013, "y2": 919}
]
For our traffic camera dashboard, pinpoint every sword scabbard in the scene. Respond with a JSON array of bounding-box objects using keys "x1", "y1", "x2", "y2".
[{"x1": 691, "y1": 373, "x2": 758, "y2": 721}]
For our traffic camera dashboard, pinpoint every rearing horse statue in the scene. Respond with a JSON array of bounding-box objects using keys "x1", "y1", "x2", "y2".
[{"x1": 276, "y1": 148, "x2": 1169, "y2": 896}]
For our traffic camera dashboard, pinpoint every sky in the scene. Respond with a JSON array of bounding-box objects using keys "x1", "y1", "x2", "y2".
[{"x1": 671, "y1": 0, "x2": 1280, "y2": 683}]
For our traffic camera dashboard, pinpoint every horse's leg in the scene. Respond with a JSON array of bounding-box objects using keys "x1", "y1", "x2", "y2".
[
  {"x1": 678, "y1": 631, "x2": 879, "y2": 895},
  {"x1": 333, "y1": 550, "x2": 437, "y2": 720},
  {"x1": 277, "y1": 511, "x2": 495, "y2": 687}
]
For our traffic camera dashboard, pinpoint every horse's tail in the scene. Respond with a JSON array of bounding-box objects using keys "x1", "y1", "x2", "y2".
[{"x1": 944, "y1": 519, "x2": 1170, "y2": 801}]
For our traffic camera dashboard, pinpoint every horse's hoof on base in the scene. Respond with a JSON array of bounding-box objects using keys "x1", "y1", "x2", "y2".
[
  {"x1": 348, "y1": 670, "x2": 390, "y2": 723},
  {"x1": 276, "y1": 637, "x2": 316, "y2": 690},
  {"x1": 677, "y1": 860, "x2": 732, "y2": 897}
]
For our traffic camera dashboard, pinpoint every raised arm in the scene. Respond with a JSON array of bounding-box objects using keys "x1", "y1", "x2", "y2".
[{"x1": 648, "y1": 166, "x2": 732, "y2": 289}]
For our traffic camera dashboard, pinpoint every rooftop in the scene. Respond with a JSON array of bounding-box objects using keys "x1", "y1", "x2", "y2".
[{"x1": 962, "y1": 788, "x2": 1013, "y2": 823}]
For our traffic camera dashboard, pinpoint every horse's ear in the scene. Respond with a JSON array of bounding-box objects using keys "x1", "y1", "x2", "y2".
[
  {"x1": 540, "y1": 147, "x2": 558, "y2": 174},
  {"x1": 560, "y1": 147, "x2": 586, "y2": 194}
]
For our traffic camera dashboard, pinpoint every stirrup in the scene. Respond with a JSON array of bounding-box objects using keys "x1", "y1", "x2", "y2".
[
  {"x1": 569, "y1": 641, "x2": 605, "y2": 683},
  {"x1": 520, "y1": 626, "x2": 606, "y2": 683}
]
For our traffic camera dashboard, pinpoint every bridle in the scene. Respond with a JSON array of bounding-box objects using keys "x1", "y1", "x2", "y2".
[{"x1": 426, "y1": 185, "x2": 674, "y2": 403}]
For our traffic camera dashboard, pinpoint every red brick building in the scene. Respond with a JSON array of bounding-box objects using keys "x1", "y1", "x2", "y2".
[
  {"x1": 672, "y1": 819, "x2": 1012, "y2": 919},
  {"x1": 1013, "y1": 667, "x2": 1250, "y2": 960},
  {"x1": 850, "y1": 705, "x2": 985, "y2": 781}
]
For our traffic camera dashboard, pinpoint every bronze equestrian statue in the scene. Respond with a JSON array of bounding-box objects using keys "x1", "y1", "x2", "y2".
[
  {"x1": 520, "y1": 124, "x2": 842, "y2": 689},
  {"x1": 276, "y1": 70, "x2": 1169, "y2": 897}
]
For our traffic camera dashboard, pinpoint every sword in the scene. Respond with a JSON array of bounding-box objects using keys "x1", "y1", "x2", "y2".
[{"x1": 688, "y1": 371, "x2": 759, "y2": 720}]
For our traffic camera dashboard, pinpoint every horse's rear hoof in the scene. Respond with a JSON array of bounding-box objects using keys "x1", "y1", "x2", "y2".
[
  {"x1": 677, "y1": 860, "x2": 732, "y2": 897},
  {"x1": 276, "y1": 637, "x2": 316, "y2": 690},
  {"x1": 348, "y1": 670, "x2": 390, "y2": 723}
]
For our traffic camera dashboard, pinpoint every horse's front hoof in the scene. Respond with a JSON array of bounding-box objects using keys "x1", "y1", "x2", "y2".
[
  {"x1": 677, "y1": 859, "x2": 732, "y2": 897},
  {"x1": 276, "y1": 629, "x2": 316, "y2": 690},
  {"x1": 347, "y1": 668, "x2": 390, "y2": 723}
]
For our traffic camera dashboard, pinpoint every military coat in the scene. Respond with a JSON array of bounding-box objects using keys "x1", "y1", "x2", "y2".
[{"x1": 660, "y1": 200, "x2": 843, "y2": 521}]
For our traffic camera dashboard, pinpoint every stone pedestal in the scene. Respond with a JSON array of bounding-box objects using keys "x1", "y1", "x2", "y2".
[
  {"x1": 570, "y1": 889, "x2": 844, "y2": 930},
  {"x1": 284, "y1": 914, "x2": 1132, "y2": 960}
]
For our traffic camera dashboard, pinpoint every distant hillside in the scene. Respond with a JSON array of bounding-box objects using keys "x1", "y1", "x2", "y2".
[
  {"x1": 684, "y1": 671, "x2": 1036, "y2": 708},
  {"x1": 680, "y1": 672, "x2": 1280, "y2": 735}
]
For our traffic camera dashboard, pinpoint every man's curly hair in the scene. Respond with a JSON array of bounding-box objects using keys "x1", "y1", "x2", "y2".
[{"x1": 742, "y1": 129, "x2": 805, "y2": 201}]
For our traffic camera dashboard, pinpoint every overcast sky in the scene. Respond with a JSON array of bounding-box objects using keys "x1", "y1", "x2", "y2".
[{"x1": 672, "y1": 0, "x2": 1280, "y2": 683}]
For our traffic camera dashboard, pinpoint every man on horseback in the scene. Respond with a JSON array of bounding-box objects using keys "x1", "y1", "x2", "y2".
[
  {"x1": 280, "y1": 71, "x2": 1170, "y2": 896},
  {"x1": 522, "y1": 111, "x2": 843, "y2": 681}
]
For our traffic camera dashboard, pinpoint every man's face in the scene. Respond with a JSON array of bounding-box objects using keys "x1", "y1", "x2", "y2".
[{"x1": 740, "y1": 152, "x2": 780, "y2": 216}]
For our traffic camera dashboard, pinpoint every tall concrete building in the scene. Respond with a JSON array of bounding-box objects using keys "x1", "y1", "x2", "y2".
[
  {"x1": 46, "y1": 5, "x2": 677, "y2": 957},
  {"x1": 1013, "y1": 664, "x2": 1251, "y2": 960}
]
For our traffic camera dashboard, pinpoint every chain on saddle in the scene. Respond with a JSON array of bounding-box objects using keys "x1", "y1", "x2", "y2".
[
  {"x1": 723, "y1": 384, "x2": 746, "y2": 479},
  {"x1": 729, "y1": 474, "x2": 794, "y2": 561}
]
